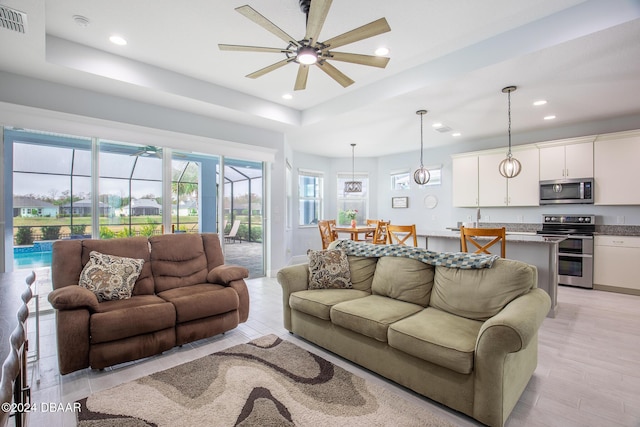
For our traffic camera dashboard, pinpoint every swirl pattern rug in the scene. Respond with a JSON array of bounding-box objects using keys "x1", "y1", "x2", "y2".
[{"x1": 76, "y1": 335, "x2": 455, "y2": 426}]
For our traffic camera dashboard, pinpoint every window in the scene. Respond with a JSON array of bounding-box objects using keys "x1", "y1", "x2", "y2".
[
  {"x1": 337, "y1": 173, "x2": 368, "y2": 225},
  {"x1": 390, "y1": 170, "x2": 410, "y2": 190},
  {"x1": 98, "y1": 141, "x2": 163, "y2": 238},
  {"x1": 298, "y1": 170, "x2": 323, "y2": 226}
]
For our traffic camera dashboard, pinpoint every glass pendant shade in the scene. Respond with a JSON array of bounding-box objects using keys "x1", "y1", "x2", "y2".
[
  {"x1": 414, "y1": 109, "x2": 431, "y2": 185},
  {"x1": 499, "y1": 86, "x2": 522, "y2": 178},
  {"x1": 344, "y1": 143, "x2": 362, "y2": 193},
  {"x1": 414, "y1": 167, "x2": 430, "y2": 185},
  {"x1": 297, "y1": 46, "x2": 318, "y2": 65},
  {"x1": 498, "y1": 155, "x2": 522, "y2": 178}
]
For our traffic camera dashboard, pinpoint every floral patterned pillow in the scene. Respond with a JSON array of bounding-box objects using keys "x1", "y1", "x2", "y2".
[
  {"x1": 79, "y1": 251, "x2": 145, "y2": 302},
  {"x1": 307, "y1": 249, "x2": 353, "y2": 289}
]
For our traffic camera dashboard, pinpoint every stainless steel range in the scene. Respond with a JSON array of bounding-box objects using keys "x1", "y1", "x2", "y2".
[{"x1": 537, "y1": 215, "x2": 595, "y2": 289}]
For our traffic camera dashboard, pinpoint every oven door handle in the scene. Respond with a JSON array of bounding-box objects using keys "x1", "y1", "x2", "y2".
[{"x1": 559, "y1": 253, "x2": 593, "y2": 258}]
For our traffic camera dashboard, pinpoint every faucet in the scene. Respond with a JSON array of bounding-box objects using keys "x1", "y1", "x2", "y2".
[{"x1": 475, "y1": 208, "x2": 481, "y2": 227}]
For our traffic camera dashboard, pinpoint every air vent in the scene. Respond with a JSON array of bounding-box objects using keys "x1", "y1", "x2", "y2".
[
  {"x1": 0, "y1": 5, "x2": 27, "y2": 34},
  {"x1": 434, "y1": 126, "x2": 452, "y2": 133}
]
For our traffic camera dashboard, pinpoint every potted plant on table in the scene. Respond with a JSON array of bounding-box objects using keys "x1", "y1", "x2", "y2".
[{"x1": 344, "y1": 209, "x2": 358, "y2": 228}]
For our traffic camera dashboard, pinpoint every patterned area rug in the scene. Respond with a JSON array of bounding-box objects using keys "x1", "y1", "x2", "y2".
[{"x1": 76, "y1": 335, "x2": 456, "y2": 426}]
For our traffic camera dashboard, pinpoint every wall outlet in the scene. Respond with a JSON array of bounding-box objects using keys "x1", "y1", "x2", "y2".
[
  {"x1": 516, "y1": 215, "x2": 524, "y2": 223},
  {"x1": 466, "y1": 215, "x2": 473, "y2": 221},
  {"x1": 617, "y1": 216, "x2": 625, "y2": 224}
]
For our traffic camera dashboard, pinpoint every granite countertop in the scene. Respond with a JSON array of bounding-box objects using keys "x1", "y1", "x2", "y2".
[
  {"x1": 417, "y1": 229, "x2": 566, "y2": 244},
  {"x1": 425, "y1": 222, "x2": 640, "y2": 237}
]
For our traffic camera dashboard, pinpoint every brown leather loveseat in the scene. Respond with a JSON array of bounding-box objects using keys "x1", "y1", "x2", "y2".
[{"x1": 48, "y1": 233, "x2": 249, "y2": 375}]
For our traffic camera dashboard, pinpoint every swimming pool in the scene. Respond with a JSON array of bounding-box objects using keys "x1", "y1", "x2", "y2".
[
  {"x1": 14, "y1": 242, "x2": 53, "y2": 269},
  {"x1": 13, "y1": 250, "x2": 52, "y2": 269}
]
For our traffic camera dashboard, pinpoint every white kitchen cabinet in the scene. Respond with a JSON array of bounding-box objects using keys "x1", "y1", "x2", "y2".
[
  {"x1": 478, "y1": 148, "x2": 539, "y2": 206},
  {"x1": 539, "y1": 140, "x2": 593, "y2": 181},
  {"x1": 594, "y1": 236, "x2": 640, "y2": 293},
  {"x1": 452, "y1": 155, "x2": 478, "y2": 207},
  {"x1": 594, "y1": 131, "x2": 640, "y2": 205}
]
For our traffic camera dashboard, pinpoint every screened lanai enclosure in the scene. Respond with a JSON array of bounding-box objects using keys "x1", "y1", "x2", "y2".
[{"x1": 4, "y1": 128, "x2": 265, "y2": 291}]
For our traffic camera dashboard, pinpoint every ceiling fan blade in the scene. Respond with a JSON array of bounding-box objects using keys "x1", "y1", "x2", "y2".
[
  {"x1": 325, "y1": 52, "x2": 389, "y2": 68},
  {"x1": 316, "y1": 61, "x2": 354, "y2": 88},
  {"x1": 305, "y1": 0, "x2": 332, "y2": 45},
  {"x1": 218, "y1": 44, "x2": 294, "y2": 54},
  {"x1": 246, "y1": 58, "x2": 292, "y2": 79},
  {"x1": 321, "y1": 17, "x2": 391, "y2": 50},
  {"x1": 235, "y1": 5, "x2": 300, "y2": 47},
  {"x1": 294, "y1": 65, "x2": 310, "y2": 91}
]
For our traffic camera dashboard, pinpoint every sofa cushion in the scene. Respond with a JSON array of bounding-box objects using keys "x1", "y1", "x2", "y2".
[
  {"x1": 158, "y1": 283, "x2": 239, "y2": 323},
  {"x1": 289, "y1": 289, "x2": 370, "y2": 320},
  {"x1": 82, "y1": 237, "x2": 154, "y2": 295},
  {"x1": 430, "y1": 258, "x2": 536, "y2": 321},
  {"x1": 307, "y1": 249, "x2": 352, "y2": 289},
  {"x1": 347, "y1": 256, "x2": 378, "y2": 292},
  {"x1": 79, "y1": 251, "x2": 145, "y2": 302},
  {"x1": 149, "y1": 234, "x2": 209, "y2": 292},
  {"x1": 388, "y1": 307, "x2": 483, "y2": 374},
  {"x1": 90, "y1": 295, "x2": 176, "y2": 344},
  {"x1": 371, "y1": 257, "x2": 434, "y2": 307},
  {"x1": 331, "y1": 295, "x2": 423, "y2": 342}
]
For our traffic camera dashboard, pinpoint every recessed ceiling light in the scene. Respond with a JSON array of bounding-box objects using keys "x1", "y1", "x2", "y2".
[
  {"x1": 544, "y1": 115, "x2": 556, "y2": 120},
  {"x1": 109, "y1": 35, "x2": 127, "y2": 46},
  {"x1": 533, "y1": 100, "x2": 547, "y2": 106},
  {"x1": 374, "y1": 47, "x2": 389, "y2": 56},
  {"x1": 282, "y1": 93, "x2": 293, "y2": 100},
  {"x1": 452, "y1": 132, "x2": 461, "y2": 137},
  {"x1": 432, "y1": 122, "x2": 443, "y2": 128}
]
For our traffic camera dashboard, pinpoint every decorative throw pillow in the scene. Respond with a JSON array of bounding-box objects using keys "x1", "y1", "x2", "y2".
[
  {"x1": 307, "y1": 249, "x2": 353, "y2": 290},
  {"x1": 79, "y1": 251, "x2": 145, "y2": 302}
]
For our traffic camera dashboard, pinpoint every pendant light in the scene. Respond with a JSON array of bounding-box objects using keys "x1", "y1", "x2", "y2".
[
  {"x1": 344, "y1": 143, "x2": 362, "y2": 193},
  {"x1": 414, "y1": 109, "x2": 430, "y2": 185},
  {"x1": 498, "y1": 86, "x2": 522, "y2": 178}
]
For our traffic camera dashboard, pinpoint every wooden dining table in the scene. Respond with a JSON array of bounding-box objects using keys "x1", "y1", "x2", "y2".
[{"x1": 333, "y1": 225, "x2": 376, "y2": 241}]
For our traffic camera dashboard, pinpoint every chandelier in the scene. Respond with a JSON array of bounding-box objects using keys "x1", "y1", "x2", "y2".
[{"x1": 344, "y1": 143, "x2": 362, "y2": 193}]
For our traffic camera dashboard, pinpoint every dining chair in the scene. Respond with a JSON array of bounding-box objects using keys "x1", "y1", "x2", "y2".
[
  {"x1": 460, "y1": 226, "x2": 506, "y2": 257},
  {"x1": 318, "y1": 219, "x2": 338, "y2": 249},
  {"x1": 372, "y1": 220, "x2": 390, "y2": 245},
  {"x1": 364, "y1": 219, "x2": 379, "y2": 242},
  {"x1": 387, "y1": 224, "x2": 418, "y2": 247}
]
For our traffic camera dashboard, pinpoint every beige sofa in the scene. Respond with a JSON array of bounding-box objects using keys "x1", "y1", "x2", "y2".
[
  {"x1": 48, "y1": 233, "x2": 250, "y2": 375},
  {"x1": 277, "y1": 243, "x2": 550, "y2": 427}
]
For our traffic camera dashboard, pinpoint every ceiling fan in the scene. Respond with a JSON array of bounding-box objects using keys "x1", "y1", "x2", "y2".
[
  {"x1": 218, "y1": 0, "x2": 391, "y2": 90},
  {"x1": 131, "y1": 145, "x2": 162, "y2": 158}
]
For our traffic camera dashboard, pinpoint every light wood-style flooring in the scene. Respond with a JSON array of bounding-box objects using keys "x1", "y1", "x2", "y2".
[{"x1": 28, "y1": 278, "x2": 640, "y2": 426}]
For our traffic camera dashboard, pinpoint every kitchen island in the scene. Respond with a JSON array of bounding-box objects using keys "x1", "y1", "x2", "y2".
[{"x1": 418, "y1": 230, "x2": 563, "y2": 317}]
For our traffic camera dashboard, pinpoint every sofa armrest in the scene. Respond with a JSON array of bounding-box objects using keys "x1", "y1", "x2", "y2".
[
  {"x1": 276, "y1": 263, "x2": 309, "y2": 331},
  {"x1": 476, "y1": 288, "x2": 550, "y2": 354},
  {"x1": 207, "y1": 265, "x2": 249, "y2": 285},
  {"x1": 48, "y1": 286, "x2": 99, "y2": 312},
  {"x1": 473, "y1": 288, "x2": 550, "y2": 427}
]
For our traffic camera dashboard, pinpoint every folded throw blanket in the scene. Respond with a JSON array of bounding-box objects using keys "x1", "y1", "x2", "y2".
[{"x1": 333, "y1": 240, "x2": 498, "y2": 269}]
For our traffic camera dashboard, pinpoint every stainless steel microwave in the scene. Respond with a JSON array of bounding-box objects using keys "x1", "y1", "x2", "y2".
[{"x1": 539, "y1": 178, "x2": 594, "y2": 204}]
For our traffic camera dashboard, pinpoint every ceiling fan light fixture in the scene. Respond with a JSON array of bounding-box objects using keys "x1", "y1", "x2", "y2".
[{"x1": 297, "y1": 45, "x2": 318, "y2": 65}]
